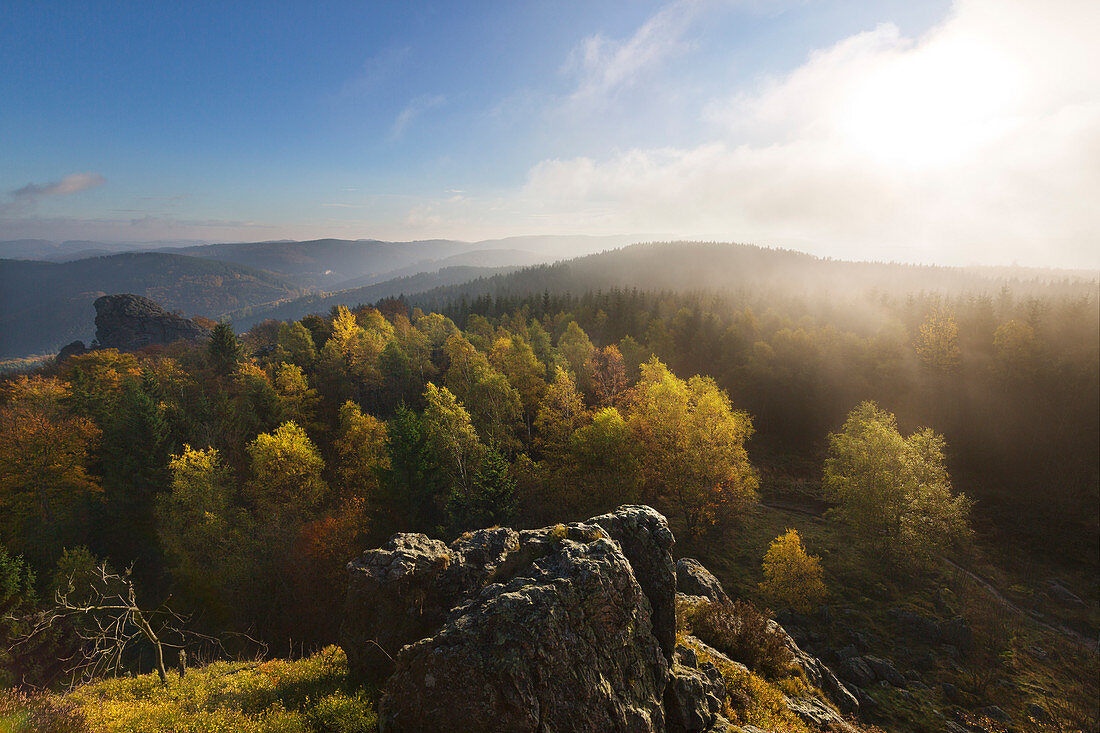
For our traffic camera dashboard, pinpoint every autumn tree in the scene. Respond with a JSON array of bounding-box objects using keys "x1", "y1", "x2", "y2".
[
  {"x1": 824, "y1": 401, "x2": 972, "y2": 563},
  {"x1": 627, "y1": 358, "x2": 757, "y2": 537},
  {"x1": 157, "y1": 446, "x2": 246, "y2": 616},
  {"x1": 915, "y1": 308, "x2": 961, "y2": 373},
  {"x1": 335, "y1": 401, "x2": 390, "y2": 507},
  {"x1": 245, "y1": 421, "x2": 328, "y2": 519},
  {"x1": 558, "y1": 321, "x2": 595, "y2": 394},
  {"x1": 0, "y1": 377, "x2": 101, "y2": 566},
  {"x1": 760, "y1": 529, "x2": 827, "y2": 613},
  {"x1": 421, "y1": 383, "x2": 485, "y2": 506},
  {"x1": 587, "y1": 344, "x2": 628, "y2": 406}
]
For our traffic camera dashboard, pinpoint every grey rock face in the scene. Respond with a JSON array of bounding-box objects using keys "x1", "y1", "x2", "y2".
[
  {"x1": 378, "y1": 523, "x2": 667, "y2": 732},
  {"x1": 339, "y1": 533, "x2": 454, "y2": 682},
  {"x1": 676, "y1": 558, "x2": 731, "y2": 604},
  {"x1": 769, "y1": 620, "x2": 859, "y2": 716},
  {"x1": 592, "y1": 505, "x2": 677, "y2": 661},
  {"x1": 667, "y1": 643, "x2": 728, "y2": 733},
  {"x1": 93, "y1": 294, "x2": 211, "y2": 351}
]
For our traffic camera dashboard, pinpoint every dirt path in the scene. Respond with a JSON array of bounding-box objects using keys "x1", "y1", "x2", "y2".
[
  {"x1": 943, "y1": 557, "x2": 1098, "y2": 653},
  {"x1": 758, "y1": 498, "x2": 1099, "y2": 653}
]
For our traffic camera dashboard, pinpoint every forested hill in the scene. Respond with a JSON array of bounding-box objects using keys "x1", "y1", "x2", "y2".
[
  {"x1": 0, "y1": 253, "x2": 302, "y2": 358},
  {"x1": 225, "y1": 265, "x2": 523, "y2": 331},
  {"x1": 409, "y1": 241, "x2": 1098, "y2": 314}
]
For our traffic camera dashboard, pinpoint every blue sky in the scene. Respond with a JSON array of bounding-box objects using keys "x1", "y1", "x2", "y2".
[{"x1": 2, "y1": 0, "x2": 1097, "y2": 267}]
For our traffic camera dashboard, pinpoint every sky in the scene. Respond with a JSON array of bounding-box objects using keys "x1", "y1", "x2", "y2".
[{"x1": 1, "y1": 0, "x2": 1097, "y2": 268}]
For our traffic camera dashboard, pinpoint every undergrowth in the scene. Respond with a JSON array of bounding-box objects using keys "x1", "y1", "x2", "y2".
[{"x1": 1, "y1": 646, "x2": 376, "y2": 733}]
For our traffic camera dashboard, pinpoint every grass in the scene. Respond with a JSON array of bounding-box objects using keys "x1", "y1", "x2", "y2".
[
  {"x1": 1, "y1": 647, "x2": 376, "y2": 733},
  {"x1": 674, "y1": 499, "x2": 1100, "y2": 733}
]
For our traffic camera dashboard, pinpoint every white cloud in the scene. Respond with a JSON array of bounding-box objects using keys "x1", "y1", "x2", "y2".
[
  {"x1": 519, "y1": 0, "x2": 1100, "y2": 268},
  {"x1": 391, "y1": 94, "x2": 446, "y2": 139},
  {"x1": 565, "y1": 0, "x2": 701, "y2": 105}
]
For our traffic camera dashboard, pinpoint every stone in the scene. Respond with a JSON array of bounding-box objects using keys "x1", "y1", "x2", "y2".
[
  {"x1": 941, "y1": 682, "x2": 964, "y2": 704},
  {"x1": 676, "y1": 558, "x2": 730, "y2": 604},
  {"x1": 378, "y1": 524, "x2": 667, "y2": 732},
  {"x1": 978, "y1": 705, "x2": 1012, "y2": 724},
  {"x1": 839, "y1": 656, "x2": 876, "y2": 687},
  {"x1": 93, "y1": 294, "x2": 211, "y2": 351},
  {"x1": 939, "y1": 617, "x2": 973, "y2": 651},
  {"x1": 57, "y1": 340, "x2": 87, "y2": 361},
  {"x1": 1047, "y1": 579, "x2": 1085, "y2": 605},
  {"x1": 591, "y1": 505, "x2": 677, "y2": 661},
  {"x1": 1026, "y1": 702, "x2": 1053, "y2": 724},
  {"x1": 665, "y1": 660, "x2": 727, "y2": 733},
  {"x1": 339, "y1": 533, "x2": 454, "y2": 682},
  {"x1": 863, "y1": 655, "x2": 906, "y2": 688},
  {"x1": 785, "y1": 696, "x2": 860, "y2": 732},
  {"x1": 769, "y1": 621, "x2": 859, "y2": 716}
]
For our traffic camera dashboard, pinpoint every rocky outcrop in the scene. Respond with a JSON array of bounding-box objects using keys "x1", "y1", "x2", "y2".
[
  {"x1": 93, "y1": 294, "x2": 210, "y2": 351},
  {"x1": 340, "y1": 506, "x2": 854, "y2": 733},
  {"x1": 769, "y1": 620, "x2": 860, "y2": 716},
  {"x1": 377, "y1": 522, "x2": 667, "y2": 732},
  {"x1": 667, "y1": 642, "x2": 732, "y2": 732},
  {"x1": 676, "y1": 558, "x2": 730, "y2": 604}
]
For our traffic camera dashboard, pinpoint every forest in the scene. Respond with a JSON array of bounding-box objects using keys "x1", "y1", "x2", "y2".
[{"x1": 0, "y1": 249, "x2": 1097, "y2": 730}]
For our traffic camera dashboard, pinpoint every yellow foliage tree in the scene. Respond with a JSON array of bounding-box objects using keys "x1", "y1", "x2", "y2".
[{"x1": 760, "y1": 529, "x2": 827, "y2": 613}]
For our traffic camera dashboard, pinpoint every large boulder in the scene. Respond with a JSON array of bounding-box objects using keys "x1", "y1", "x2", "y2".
[
  {"x1": 378, "y1": 523, "x2": 668, "y2": 732},
  {"x1": 769, "y1": 620, "x2": 859, "y2": 716},
  {"x1": 93, "y1": 293, "x2": 211, "y2": 351},
  {"x1": 676, "y1": 558, "x2": 730, "y2": 604}
]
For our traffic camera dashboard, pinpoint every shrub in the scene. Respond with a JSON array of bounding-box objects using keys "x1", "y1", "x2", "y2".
[
  {"x1": 685, "y1": 599, "x2": 794, "y2": 679},
  {"x1": 760, "y1": 529, "x2": 827, "y2": 613}
]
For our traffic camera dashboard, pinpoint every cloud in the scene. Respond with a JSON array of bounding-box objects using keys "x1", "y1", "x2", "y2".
[
  {"x1": 565, "y1": 0, "x2": 701, "y2": 104},
  {"x1": 391, "y1": 94, "x2": 446, "y2": 139},
  {"x1": 9, "y1": 172, "x2": 105, "y2": 202},
  {"x1": 337, "y1": 47, "x2": 411, "y2": 99},
  {"x1": 518, "y1": 0, "x2": 1100, "y2": 268}
]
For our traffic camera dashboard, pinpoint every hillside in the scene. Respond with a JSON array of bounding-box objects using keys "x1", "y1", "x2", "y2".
[
  {"x1": 0, "y1": 252, "x2": 302, "y2": 357},
  {"x1": 409, "y1": 241, "x2": 1100, "y2": 314},
  {"x1": 225, "y1": 264, "x2": 523, "y2": 330}
]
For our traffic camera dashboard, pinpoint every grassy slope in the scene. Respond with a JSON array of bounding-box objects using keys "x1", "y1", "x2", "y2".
[
  {"x1": 2, "y1": 648, "x2": 375, "y2": 733},
  {"x1": 674, "y1": 497, "x2": 1099, "y2": 732}
]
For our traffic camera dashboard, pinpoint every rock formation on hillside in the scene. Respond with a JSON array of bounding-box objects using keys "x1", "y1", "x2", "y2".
[
  {"x1": 340, "y1": 505, "x2": 860, "y2": 732},
  {"x1": 93, "y1": 293, "x2": 211, "y2": 351}
]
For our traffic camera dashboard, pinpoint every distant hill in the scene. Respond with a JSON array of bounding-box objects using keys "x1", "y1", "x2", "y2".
[
  {"x1": 407, "y1": 241, "x2": 1100, "y2": 314},
  {"x1": 227, "y1": 265, "x2": 522, "y2": 331},
  {"x1": 0, "y1": 239, "x2": 206, "y2": 261},
  {"x1": 0, "y1": 252, "x2": 302, "y2": 358},
  {"x1": 173, "y1": 234, "x2": 640, "y2": 289}
]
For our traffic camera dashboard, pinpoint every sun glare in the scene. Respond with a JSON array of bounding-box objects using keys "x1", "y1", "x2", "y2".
[{"x1": 836, "y1": 36, "x2": 1021, "y2": 169}]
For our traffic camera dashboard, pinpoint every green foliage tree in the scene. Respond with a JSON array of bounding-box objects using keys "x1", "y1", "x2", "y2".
[
  {"x1": 760, "y1": 529, "x2": 827, "y2": 613},
  {"x1": 274, "y1": 321, "x2": 317, "y2": 368},
  {"x1": 533, "y1": 367, "x2": 588, "y2": 458},
  {"x1": 158, "y1": 446, "x2": 246, "y2": 615},
  {"x1": 567, "y1": 407, "x2": 641, "y2": 515},
  {"x1": 824, "y1": 401, "x2": 972, "y2": 563},
  {"x1": 209, "y1": 322, "x2": 243, "y2": 374},
  {"x1": 335, "y1": 401, "x2": 390, "y2": 505},
  {"x1": 448, "y1": 447, "x2": 517, "y2": 531}
]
